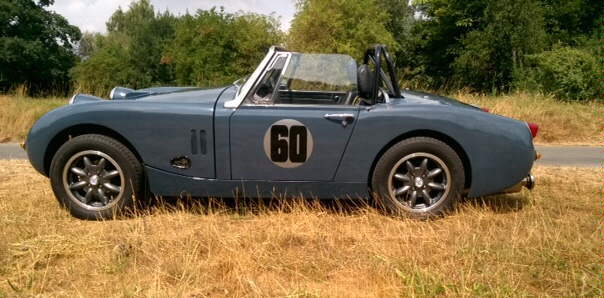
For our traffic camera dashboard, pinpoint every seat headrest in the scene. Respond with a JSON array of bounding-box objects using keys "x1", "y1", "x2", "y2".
[{"x1": 357, "y1": 64, "x2": 375, "y2": 99}]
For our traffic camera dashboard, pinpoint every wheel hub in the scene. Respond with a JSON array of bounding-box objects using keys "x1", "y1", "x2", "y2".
[
  {"x1": 414, "y1": 176, "x2": 424, "y2": 188},
  {"x1": 89, "y1": 175, "x2": 99, "y2": 186}
]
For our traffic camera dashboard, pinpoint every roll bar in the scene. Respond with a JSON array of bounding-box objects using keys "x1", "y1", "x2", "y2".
[{"x1": 363, "y1": 45, "x2": 402, "y2": 104}]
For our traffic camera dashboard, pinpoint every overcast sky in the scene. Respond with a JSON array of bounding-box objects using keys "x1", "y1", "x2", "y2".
[{"x1": 49, "y1": 0, "x2": 297, "y2": 33}]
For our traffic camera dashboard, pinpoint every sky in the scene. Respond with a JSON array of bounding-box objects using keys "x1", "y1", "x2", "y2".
[{"x1": 49, "y1": 0, "x2": 297, "y2": 33}]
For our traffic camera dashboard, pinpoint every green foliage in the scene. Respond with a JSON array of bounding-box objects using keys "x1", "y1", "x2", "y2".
[
  {"x1": 519, "y1": 46, "x2": 601, "y2": 100},
  {"x1": 72, "y1": 0, "x2": 177, "y2": 96},
  {"x1": 165, "y1": 8, "x2": 282, "y2": 87},
  {"x1": 401, "y1": 0, "x2": 490, "y2": 89},
  {"x1": 541, "y1": 0, "x2": 601, "y2": 45},
  {"x1": 404, "y1": 0, "x2": 548, "y2": 92},
  {"x1": 0, "y1": 0, "x2": 81, "y2": 95},
  {"x1": 288, "y1": 0, "x2": 398, "y2": 60},
  {"x1": 452, "y1": 0, "x2": 547, "y2": 93},
  {"x1": 72, "y1": 1, "x2": 281, "y2": 95}
]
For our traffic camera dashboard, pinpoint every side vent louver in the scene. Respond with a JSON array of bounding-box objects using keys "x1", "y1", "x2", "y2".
[
  {"x1": 200, "y1": 130, "x2": 207, "y2": 155},
  {"x1": 190, "y1": 129, "x2": 207, "y2": 155},
  {"x1": 190, "y1": 129, "x2": 198, "y2": 155}
]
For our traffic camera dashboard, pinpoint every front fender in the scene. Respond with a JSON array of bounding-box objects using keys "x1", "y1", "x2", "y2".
[{"x1": 26, "y1": 100, "x2": 217, "y2": 179}]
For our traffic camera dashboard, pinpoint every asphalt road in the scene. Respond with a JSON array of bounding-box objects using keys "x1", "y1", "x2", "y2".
[{"x1": 0, "y1": 143, "x2": 601, "y2": 167}]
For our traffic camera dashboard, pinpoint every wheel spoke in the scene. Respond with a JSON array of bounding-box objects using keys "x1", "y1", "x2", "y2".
[
  {"x1": 103, "y1": 170, "x2": 119, "y2": 179},
  {"x1": 394, "y1": 185, "x2": 410, "y2": 196},
  {"x1": 428, "y1": 182, "x2": 445, "y2": 190},
  {"x1": 103, "y1": 182, "x2": 121, "y2": 194},
  {"x1": 83, "y1": 157, "x2": 93, "y2": 170},
  {"x1": 408, "y1": 190, "x2": 418, "y2": 207},
  {"x1": 96, "y1": 158, "x2": 106, "y2": 169},
  {"x1": 70, "y1": 167, "x2": 87, "y2": 177},
  {"x1": 420, "y1": 158, "x2": 428, "y2": 173},
  {"x1": 405, "y1": 161, "x2": 414, "y2": 173},
  {"x1": 427, "y1": 168, "x2": 442, "y2": 178},
  {"x1": 69, "y1": 180, "x2": 88, "y2": 190},
  {"x1": 394, "y1": 173, "x2": 410, "y2": 182},
  {"x1": 96, "y1": 188, "x2": 108, "y2": 205},
  {"x1": 83, "y1": 188, "x2": 94, "y2": 204},
  {"x1": 422, "y1": 189, "x2": 432, "y2": 206}
]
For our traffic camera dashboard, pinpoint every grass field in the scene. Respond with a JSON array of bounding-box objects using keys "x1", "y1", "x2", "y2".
[
  {"x1": 0, "y1": 160, "x2": 601, "y2": 297},
  {"x1": 0, "y1": 93, "x2": 601, "y2": 145},
  {"x1": 0, "y1": 96, "x2": 66, "y2": 143}
]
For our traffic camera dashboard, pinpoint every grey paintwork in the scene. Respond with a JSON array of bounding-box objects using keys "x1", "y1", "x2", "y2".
[
  {"x1": 337, "y1": 95, "x2": 534, "y2": 196},
  {"x1": 27, "y1": 87, "x2": 228, "y2": 180},
  {"x1": 25, "y1": 68, "x2": 535, "y2": 200}
]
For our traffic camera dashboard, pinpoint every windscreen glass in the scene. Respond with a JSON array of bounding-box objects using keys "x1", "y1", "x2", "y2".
[{"x1": 279, "y1": 53, "x2": 357, "y2": 92}]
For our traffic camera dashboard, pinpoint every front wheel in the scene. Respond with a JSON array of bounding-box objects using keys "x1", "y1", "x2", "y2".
[
  {"x1": 371, "y1": 137, "x2": 465, "y2": 218},
  {"x1": 49, "y1": 134, "x2": 144, "y2": 220}
]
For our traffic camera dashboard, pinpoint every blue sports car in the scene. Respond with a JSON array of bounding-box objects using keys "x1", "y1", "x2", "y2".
[{"x1": 25, "y1": 45, "x2": 538, "y2": 219}]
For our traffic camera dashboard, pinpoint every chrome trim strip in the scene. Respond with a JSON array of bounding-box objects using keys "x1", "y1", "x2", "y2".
[
  {"x1": 68, "y1": 93, "x2": 77, "y2": 105},
  {"x1": 109, "y1": 87, "x2": 116, "y2": 100},
  {"x1": 224, "y1": 46, "x2": 278, "y2": 109}
]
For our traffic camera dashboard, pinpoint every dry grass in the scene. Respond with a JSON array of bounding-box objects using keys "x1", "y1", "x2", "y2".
[
  {"x1": 0, "y1": 95, "x2": 67, "y2": 143},
  {"x1": 0, "y1": 160, "x2": 601, "y2": 297},
  {"x1": 455, "y1": 92, "x2": 602, "y2": 145}
]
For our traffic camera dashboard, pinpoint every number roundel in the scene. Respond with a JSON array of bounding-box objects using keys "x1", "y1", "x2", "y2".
[{"x1": 263, "y1": 119, "x2": 314, "y2": 168}]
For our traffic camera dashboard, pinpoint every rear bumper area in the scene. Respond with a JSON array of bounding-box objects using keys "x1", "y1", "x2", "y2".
[{"x1": 501, "y1": 174, "x2": 536, "y2": 194}]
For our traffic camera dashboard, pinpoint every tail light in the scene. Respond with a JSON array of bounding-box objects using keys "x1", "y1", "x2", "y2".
[
  {"x1": 482, "y1": 107, "x2": 490, "y2": 113},
  {"x1": 527, "y1": 122, "x2": 539, "y2": 138}
]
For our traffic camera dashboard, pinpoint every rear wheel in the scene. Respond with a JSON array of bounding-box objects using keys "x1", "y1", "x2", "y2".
[
  {"x1": 49, "y1": 134, "x2": 144, "y2": 220},
  {"x1": 371, "y1": 137, "x2": 465, "y2": 218}
]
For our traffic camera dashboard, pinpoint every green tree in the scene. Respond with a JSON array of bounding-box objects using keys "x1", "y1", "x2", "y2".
[
  {"x1": 165, "y1": 8, "x2": 282, "y2": 87},
  {"x1": 541, "y1": 0, "x2": 601, "y2": 46},
  {"x1": 72, "y1": 0, "x2": 177, "y2": 95},
  {"x1": 0, "y1": 0, "x2": 81, "y2": 95},
  {"x1": 452, "y1": 0, "x2": 547, "y2": 92},
  {"x1": 399, "y1": 0, "x2": 549, "y2": 92},
  {"x1": 520, "y1": 46, "x2": 601, "y2": 100},
  {"x1": 402, "y1": 0, "x2": 489, "y2": 88},
  {"x1": 288, "y1": 0, "x2": 398, "y2": 60}
]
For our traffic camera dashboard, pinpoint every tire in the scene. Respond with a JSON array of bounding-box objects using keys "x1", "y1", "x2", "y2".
[
  {"x1": 49, "y1": 134, "x2": 144, "y2": 220},
  {"x1": 371, "y1": 137, "x2": 465, "y2": 218}
]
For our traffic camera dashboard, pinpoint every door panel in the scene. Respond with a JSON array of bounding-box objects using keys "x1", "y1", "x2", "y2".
[{"x1": 230, "y1": 105, "x2": 359, "y2": 181}]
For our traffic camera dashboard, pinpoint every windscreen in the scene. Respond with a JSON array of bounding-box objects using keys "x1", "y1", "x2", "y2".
[{"x1": 280, "y1": 53, "x2": 357, "y2": 92}]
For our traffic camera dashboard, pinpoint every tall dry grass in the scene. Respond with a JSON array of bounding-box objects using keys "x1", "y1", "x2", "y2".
[
  {"x1": 0, "y1": 160, "x2": 601, "y2": 297},
  {"x1": 0, "y1": 96, "x2": 67, "y2": 143},
  {"x1": 455, "y1": 92, "x2": 602, "y2": 145}
]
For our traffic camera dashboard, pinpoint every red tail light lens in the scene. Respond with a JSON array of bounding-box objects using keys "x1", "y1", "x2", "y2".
[
  {"x1": 528, "y1": 122, "x2": 539, "y2": 138},
  {"x1": 482, "y1": 107, "x2": 490, "y2": 113}
]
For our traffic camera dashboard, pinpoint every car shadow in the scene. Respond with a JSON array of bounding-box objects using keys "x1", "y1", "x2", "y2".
[
  {"x1": 135, "y1": 192, "x2": 530, "y2": 218},
  {"x1": 461, "y1": 193, "x2": 531, "y2": 214},
  {"x1": 140, "y1": 195, "x2": 374, "y2": 217}
]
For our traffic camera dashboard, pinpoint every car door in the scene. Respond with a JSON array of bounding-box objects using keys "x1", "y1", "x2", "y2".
[{"x1": 229, "y1": 52, "x2": 360, "y2": 181}]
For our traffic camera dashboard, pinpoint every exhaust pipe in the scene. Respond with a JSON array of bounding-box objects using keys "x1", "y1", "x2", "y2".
[
  {"x1": 501, "y1": 174, "x2": 536, "y2": 194},
  {"x1": 522, "y1": 174, "x2": 535, "y2": 190}
]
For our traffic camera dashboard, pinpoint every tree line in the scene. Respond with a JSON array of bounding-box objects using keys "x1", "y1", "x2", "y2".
[{"x1": 0, "y1": 0, "x2": 601, "y2": 100}]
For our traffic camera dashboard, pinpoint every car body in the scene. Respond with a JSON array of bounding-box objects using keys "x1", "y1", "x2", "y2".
[{"x1": 25, "y1": 45, "x2": 537, "y2": 219}]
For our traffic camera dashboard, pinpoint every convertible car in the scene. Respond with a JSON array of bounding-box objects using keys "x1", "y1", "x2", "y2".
[{"x1": 25, "y1": 45, "x2": 538, "y2": 220}]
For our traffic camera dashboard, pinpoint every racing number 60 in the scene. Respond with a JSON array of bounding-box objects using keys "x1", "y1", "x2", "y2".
[{"x1": 270, "y1": 125, "x2": 308, "y2": 163}]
